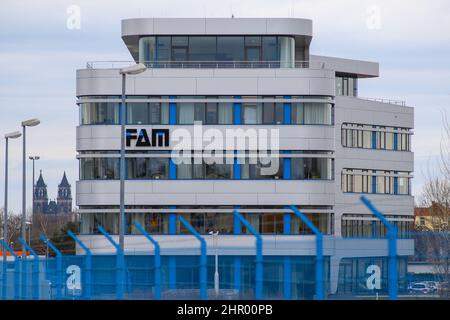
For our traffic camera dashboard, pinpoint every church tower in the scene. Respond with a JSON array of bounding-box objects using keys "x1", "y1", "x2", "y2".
[
  {"x1": 33, "y1": 170, "x2": 48, "y2": 215},
  {"x1": 57, "y1": 171, "x2": 72, "y2": 214}
]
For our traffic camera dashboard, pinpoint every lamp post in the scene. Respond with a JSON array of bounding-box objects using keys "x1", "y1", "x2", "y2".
[
  {"x1": 21, "y1": 118, "x2": 40, "y2": 258},
  {"x1": 209, "y1": 230, "x2": 220, "y2": 295},
  {"x1": 118, "y1": 63, "x2": 146, "y2": 250},
  {"x1": 3, "y1": 131, "x2": 22, "y2": 262},
  {"x1": 29, "y1": 156, "x2": 39, "y2": 236}
]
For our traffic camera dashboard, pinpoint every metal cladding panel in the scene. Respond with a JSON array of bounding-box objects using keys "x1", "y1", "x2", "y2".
[
  {"x1": 76, "y1": 68, "x2": 335, "y2": 96},
  {"x1": 121, "y1": 18, "x2": 313, "y2": 37}
]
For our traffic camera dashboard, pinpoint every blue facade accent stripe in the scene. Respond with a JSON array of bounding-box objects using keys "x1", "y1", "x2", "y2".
[
  {"x1": 283, "y1": 95, "x2": 291, "y2": 124},
  {"x1": 234, "y1": 151, "x2": 241, "y2": 180},
  {"x1": 233, "y1": 204, "x2": 241, "y2": 291},
  {"x1": 372, "y1": 176, "x2": 377, "y2": 193},
  {"x1": 168, "y1": 204, "x2": 177, "y2": 289},
  {"x1": 283, "y1": 210, "x2": 291, "y2": 235},
  {"x1": 169, "y1": 158, "x2": 177, "y2": 179},
  {"x1": 394, "y1": 128, "x2": 398, "y2": 150},
  {"x1": 394, "y1": 176, "x2": 398, "y2": 194},
  {"x1": 233, "y1": 96, "x2": 241, "y2": 125},
  {"x1": 372, "y1": 131, "x2": 376, "y2": 149},
  {"x1": 283, "y1": 257, "x2": 291, "y2": 299},
  {"x1": 169, "y1": 95, "x2": 177, "y2": 125},
  {"x1": 233, "y1": 205, "x2": 241, "y2": 235}
]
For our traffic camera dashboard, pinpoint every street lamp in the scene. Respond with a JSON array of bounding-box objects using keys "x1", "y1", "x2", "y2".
[
  {"x1": 21, "y1": 118, "x2": 40, "y2": 259},
  {"x1": 209, "y1": 230, "x2": 220, "y2": 295},
  {"x1": 29, "y1": 156, "x2": 40, "y2": 222},
  {"x1": 118, "y1": 63, "x2": 146, "y2": 250},
  {"x1": 25, "y1": 221, "x2": 32, "y2": 246},
  {"x1": 3, "y1": 131, "x2": 21, "y2": 263}
]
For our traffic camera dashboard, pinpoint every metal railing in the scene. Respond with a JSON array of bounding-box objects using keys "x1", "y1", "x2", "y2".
[
  {"x1": 359, "y1": 96, "x2": 406, "y2": 106},
  {"x1": 85, "y1": 60, "x2": 326, "y2": 70}
]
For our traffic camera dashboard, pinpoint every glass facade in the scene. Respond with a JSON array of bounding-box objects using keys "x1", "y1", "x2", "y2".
[
  {"x1": 127, "y1": 101, "x2": 169, "y2": 125},
  {"x1": 335, "y1": 76, "x2": 358, "y2": 96},
  {"x1": 80, "y1": 157, "x2": 119, "y2": 180},
  {"x1": 138, "y1": 35, "x2": 295, "y2": 67},
  {"x1": 80, "y1": 207, "x2": 332, "y2": 235},
  {"x1": 78, "y1": 96, "x2": 334, "y2": 126},
  {"x1": 79, "y1": 152, "x2": 334, "y2": 181},
  {"x1": 292, "y1": 102, "x2": 333, "y2": 125},
  {"x1": 341, "y1": 169, "x2": 411, "y2": 195},
  {"x1": 342, "y1": 123, "x2": 412, "y2": 151},
  {"x1": 341, "y1": 214, "x2": 413, "y2": 238},
  {"x1": 80, "y1": 102, "x2": 120, "y2": 125},
  {"x1": 337, "y1": 257, "x2": 408, "y2": 295}
]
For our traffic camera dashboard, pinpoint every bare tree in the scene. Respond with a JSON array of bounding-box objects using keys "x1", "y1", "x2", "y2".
[
  {"x1": 0, "y1": 210, "x2": 23, "y2": 250},
  {"x1": 416, "y1": 111, "x2": 450, "y2": 298}
]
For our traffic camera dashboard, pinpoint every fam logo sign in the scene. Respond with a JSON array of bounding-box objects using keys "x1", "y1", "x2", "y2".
[{"x1": 126, "y1": 128, "x2": 170, "y2": 148}]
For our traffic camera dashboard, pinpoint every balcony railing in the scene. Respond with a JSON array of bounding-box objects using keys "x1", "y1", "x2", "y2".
[
  {"x1": 85, "y1": 60, "x2": 326, "y2": 70},
  {"x1": 359, "y1": 96, "x2": 406, "y2": 106}
]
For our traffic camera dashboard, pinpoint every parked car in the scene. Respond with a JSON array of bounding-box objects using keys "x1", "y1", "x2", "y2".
[
  {"x1": 408, "y1": 282, "x2": 432, "y2": 294},
  {"x1": 422, "y1": 281, "x2": 439, "y2": 293}
]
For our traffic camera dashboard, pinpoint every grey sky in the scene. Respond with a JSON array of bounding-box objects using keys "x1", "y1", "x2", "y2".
[{"x1": 1, "y1": 0, "x2": 449, "y2": 213}]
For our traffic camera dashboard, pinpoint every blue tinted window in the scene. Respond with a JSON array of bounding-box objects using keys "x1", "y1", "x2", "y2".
[
  {"x1": 262, "y1": 36, "x2": 278, "y2": 61},
  {"x1": 189, "y1": 36, "x2": 216, "y2": 61},
  {"x1": 217, "y1": 36, "x2": 244, "y2": 61},
  {"x1": 156, "y1": 36, "x2": 171, "y2": 61}
]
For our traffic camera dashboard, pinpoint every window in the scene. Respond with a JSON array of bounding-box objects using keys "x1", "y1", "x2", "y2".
[
  {"x1": 291, "y1": 158, "x2": 333, "y2": 180},
  {"x1": 171, "y1": 36, "x2": 188, "y2": 62},
  {"x1": 292, "y1": 102, "x2": 333, "y2": 125},
  {"x1": 240, "y1": 152, "x2": 283, "y2": 179},
  {"x1": 178, "y1": 100, "x2": 205, "y2": 124},
  {"x1": 156, "y1": 36, "x2": 171, "y2": 61},
  {"x1": 342, "y1": 123, "x2": 412, "y2": 151},
  {"x1": 206, "y1": 103, "x2": 218, "y2": 124},
  {"x1": 341, "y1": 214, "x2": 412, "y2": 238},
  {"x1": 80, "y1": 102, "x2": 120, "y2": 125},
  {"x1": 242, "y1": 102, "x2": 262, "y2": 124},
  {"x1": 217, "y1": 36, "x2": 244, "y2": 62},
  {"x1": 218, "y1": 101, "x2": 233, "y2": 124},
  {"x1": 148, "y1": 158, "x2": 169, "y2": 179},
  {"x1": 80, "y1": 158, "x2": 119, "y2": 180},
  {"x1": 127, "y1": 103, "x2": 148, "y2": 125},
  {"x1": 138, "y1": 36, "x2": 156, "y2": 63},
  {"x1": 262, "y1": 36, "x2": 278, "y2": 62},
  {"x1": 263, "y1": 102, "x2": 275, "y2": 124},
  {"x1": 189, "y1": 37, "x2": 216, "y2": 62},
  {"x1": 335, "y1": 76, "x2": 358, "y2": 96},
  {"x1": 342, "y1": 169, "x2": 410, "y2": 195}
]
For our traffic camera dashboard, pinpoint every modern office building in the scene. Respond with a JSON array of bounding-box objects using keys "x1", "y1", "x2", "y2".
[{"x1": 76, "y1": 18, "x2": 414, "y2": 298}]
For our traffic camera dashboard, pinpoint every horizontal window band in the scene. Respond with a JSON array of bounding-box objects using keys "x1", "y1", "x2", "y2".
[
  {"x1": 77, "y1": 98, "x2": 335, "y2": 104},
  {"x1": 77, "y1": 208, "x2": 334, "y2": 214},
  {"x1": 342, "y1": 216, "x2": 414, "y2": 222},
  {"x1": 76, "y1": 153, "x2": 335, "y2": 159},
  {"x1": 342, "y1": 170, "x2": 412, "y2": 178},
  {"x1": 341, "y1": 126, "x2": 413, "y2": 134}
]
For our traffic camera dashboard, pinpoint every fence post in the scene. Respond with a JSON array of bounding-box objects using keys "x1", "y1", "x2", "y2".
[
  {"x1": 97, "y1": 226, "x2": 125, "y2": 300},
  {"x1": 0, "y1": 239, "x2": 19, "y2": 299},
  {"x1": 39, "y1": 235, "x2": 63, "y2": 300},
  {"x1": 233, "y1": 210, "x2": 263, "y2": 300},
  {"x1": 18, "y1": 238, "x2": 39, "y2": 300},
  {"x1": 133, "y1": 222, "x2": 161, "y2": 300},
  {"x1": 360, "y1": 196, "x2": 398, "y2": 300},
  {"x1": 67, "y1": 230, "x2": 92, "y2": 300},
  {"x1": 179, "y1": 216, "x2": 207, "y2": 300},
  {"x1": 289, "y1": 205, "x2": 325, "y2": 300}
]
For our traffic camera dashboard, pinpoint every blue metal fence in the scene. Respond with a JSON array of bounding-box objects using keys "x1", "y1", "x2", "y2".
[{"x1": 0, "y1": 198, "x2": 448, "y2": 300}]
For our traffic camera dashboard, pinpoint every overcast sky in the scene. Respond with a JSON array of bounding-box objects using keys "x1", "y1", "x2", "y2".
[{"x1": 0, "y1": 0, "x2": 449, "y2": 213}]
